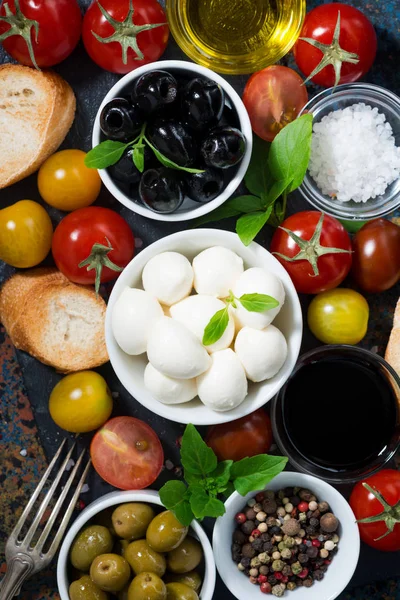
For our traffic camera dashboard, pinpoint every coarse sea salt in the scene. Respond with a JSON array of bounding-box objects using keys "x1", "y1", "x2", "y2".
[{"x1": 308, "y1": 103, "x2": 400, "y2": 203}]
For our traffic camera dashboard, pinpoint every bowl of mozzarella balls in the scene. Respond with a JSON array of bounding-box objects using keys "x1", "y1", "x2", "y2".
[{"x1": 105, "y1": 229, "x2": 303, "y2": 425}]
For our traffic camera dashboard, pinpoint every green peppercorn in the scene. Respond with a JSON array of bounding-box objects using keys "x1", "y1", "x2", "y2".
[
  {"x1": 291, "y1": 561, "x2": 302, "y2": 575},
  {"x1": 280, "y1": 548, "x2": 292, "y2": 560},
  {"x1": 250, "y1": 557, "x2": 261, "y2": 567},
  {"x1": 272, "y1": 584, "x2": 285, "y2": 597},
  {"x1": 278, "y1": 541, "x2": 286, "y2": 552},
  {"x1": 287, "y1": 582, "x2": 297, "y2": 591},
  {"x1": 283, "y1": 536, "x2": 296, "y2": 548},
  {"x1": 258, "y1": 552, "x2": 270, "y2": 564},
  {"x1": 272, "y1": 559, "x2": 285, "y2": 572}
]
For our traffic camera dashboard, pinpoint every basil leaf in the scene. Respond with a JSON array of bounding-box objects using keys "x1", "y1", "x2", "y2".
[
  {"x1": 132, "y1": 146, "x2": 145, "y2": 173},
  {"x1": 236, "y1": 208, "x2": 272, "y2": 246},
  {"x1": 266, "y1": 178, "x2": 291, "y2": 206},
  {"x1": 145, "y1": 138, "x2": 205, "y2": 174},
  {"x1": 231, "y1": 455, "x2": 288, "y2": 496},
  {"x1": 209, "y1": 460, "x2": 233, "y2": 488},
  {"x1": 189, "y1": 486, "x2": 226, "y2": 519},
  {"x1": 192, "y1": 195, "x2": 265, "y2": 228},
  {"x1": 159, "y1": 481, "x2": 194, "y2": 526},
  {"x1": 185, "y1": 471, "x2": 205, "y2": 485},
  {"x1": 202, "y1": 307, "x2": 229, "y2": 346},
  {"x1": 84, "y1": 140, "x2": 129, "y2": 169},
  {"x1": 244, "y1": 135, "x2": 271, "y2": 197},
  {"x1": 181, "y1": 424, "x2": 218, "y2": 476},
  {"x1": 268, "y1": 114, "x2": 313, "y2": 193},
  {"x1": 239, "y1": 293, "x2": 279, "y2": 313}
]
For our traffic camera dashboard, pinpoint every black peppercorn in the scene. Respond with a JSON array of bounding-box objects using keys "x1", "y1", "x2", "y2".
[
  {"x1": 231, "y1": 543, "x2": 241, "y2": 553},
  {"x1": 266, "y1": 516, "x2": 277, "y2": 527},
  {"x1": 290, "y1": 496, "x2": 300, "y2": 507},
  {"x1": 295, "y1": 578, "x2": 304, "y2": 587},
  {"x1": 306, "y1": 546, "x2": 319, "y2": 559},
  {"x1": 260, "y1": 565, "x2": 269, "y2": 575},
  {"x1": 299, "y1": 489, "x2": 313, "y2": 501},
  {"x1": 263, "y1": 541, "x2": 274, "y2": 553},
  {"x1": 282, "y1": 565, "x2": 292, "y2": 576},
  {"x1": 232, "y1": 551, "x2": 241, "y2": 562},
  {"x1": 241, "y1": 520, "x2": 255, "y2": 535},
  {"x1": 269, "y1": 525, "x2": 281, "y2": 535},
  {"x1": 263, "y1": 499, "x2": 278, "y2": 514},
  {"x1": 310, "y1": 517, "x2": 320, "y2": 528},
  {"x1": 303, "y1": 578, "x2": 314, "y2": 588},
  {"x1": 240, "y1": 557, "x2": 251, "y2": 568},
  {"x1": 260, "y1": 533, "x2": 271, "y2": 542},
  {"x1": 242, "y1": 543, "x2": 256, "y2": 558},
  {"x1": 233, "y1": 530, "x2": 246, "y2": 545},
  {"x1": 306, "y1": 526, "x2": 317, "y2": 535},
  {"x1": 314, "y1": 570, "x2": 324, "y2": 581},
  {"x1": 252, "y1": 538, "x2": 264, "y2": 552},
  {"x1": 245, "y1": 508, "x2": 257, "y2": 521},
  {"x1": 268, "y1": 575, "x2": 277, "y2": 585},
  {"x1": 298, "y1": 553, "x2": 309, "y2": 564},
  {"x1": 311, "y1": 509, "x2": 321, "y2": 519},
  {"x1": 320, "y1": 565, "x2": 328, "y2": 573}
]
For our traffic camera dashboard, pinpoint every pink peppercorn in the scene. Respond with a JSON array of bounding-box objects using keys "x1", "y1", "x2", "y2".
[
  {"x1": 324, "y1": 560, "x2": 332, "y2": 565},
  {"x1": 312, "y1": 539, "x2": 321, "y2": 548},
  {"x1": 256, "y1": 492, "x2": 265, "y2": 502},
  {"x1": 260, "y1": 582, "x2": 272, "y2": 594},
  {"x1": 299, "y1": 568, "x2": 309, "y2": 579},
  {"x1": 235, "y1": 512, "x2": 246, "y2": 524},
  {"x1": 258, "y1": 575, "x2": 268, "y2": 584},
  {"x1": 281, "y1": 576, "x2": 289, "y2": 583},
  {"x1": 252, "y1": 529, "x2": 261, "y2": 538},
  {"x1": 298, "y1": 501, "x2": 309, "y2": 512},
  {"x1": 274, "y1": 572, "x2": 283, "y2": 580}
]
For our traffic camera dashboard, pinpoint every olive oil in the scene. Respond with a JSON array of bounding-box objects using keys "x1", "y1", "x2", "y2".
[{"x1": 166, "y1": 0, "x2": 305, "y2": 74}]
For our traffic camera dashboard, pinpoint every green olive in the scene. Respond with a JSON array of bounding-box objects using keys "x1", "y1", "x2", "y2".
[
  {"x1": 70, "y1": 526, "x2": 114, "y2": 571},
  {"x1": 125, "y1": 540, "x2": 166, "y2": 577},
  {"x1": 90, "y1": 553, "x2": 131, "y2": 593},
  {"x1": 146, "y1": 511, "x2": 188, "y2": 553},
  {"x1": 96, "y1": 508, "x2": 117, "y2": 536},
  {"x1": 167, "y1": 537, "x2": 203, "y2": 574},
  {"x1": 112, "y1": 503, "x2": 155, "y2": 540},
  {"x1": 166, "y1": 582, "x2": 199, "y2": 600},
  {"x1": 164, "y1": 571, "x2": 202, "y2": 592},
  {"x1": 128, "y1": 572, "x2": 167, "y2": 600},
  {"x1": 69, "y1": 575, "x2": 109, "y2": 600}
]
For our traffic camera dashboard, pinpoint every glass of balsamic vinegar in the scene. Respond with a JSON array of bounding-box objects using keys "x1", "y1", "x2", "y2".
[{"x1": 271, "y1": 345, "x2": 400, "y2": 484}]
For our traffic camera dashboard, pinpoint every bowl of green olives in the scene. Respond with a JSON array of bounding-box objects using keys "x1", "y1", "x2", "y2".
[
  {"x1": 57, "y1": 489, "x2": 216, "y2": 600},
  {"x1": 92, "y1": 60, "x2": 252, "y2": 222}
]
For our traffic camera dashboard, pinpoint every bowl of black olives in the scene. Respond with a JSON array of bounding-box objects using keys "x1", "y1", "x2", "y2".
[{"x1": 92, "y1": 60, "x2": 252, "y2": 221}]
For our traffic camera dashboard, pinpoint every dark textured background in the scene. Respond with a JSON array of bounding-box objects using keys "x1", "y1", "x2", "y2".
[{"x1": 1, "y1": 0, "x2": 400, "y2": 598}]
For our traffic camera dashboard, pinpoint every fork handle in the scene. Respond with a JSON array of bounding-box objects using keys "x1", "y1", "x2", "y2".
[{"x1": 0, "y1": 554, "x2": 35, "y2": 600}]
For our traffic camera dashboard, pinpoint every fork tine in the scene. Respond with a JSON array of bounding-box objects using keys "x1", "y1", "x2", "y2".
[
  {"x1": 35, "y1": 448, "x2": 86, "y2": 554},
  {"x1": 45, "y1": 458, "x2": 92, "y2": 559},
  {"x1": 10, "y1": 439, "x2": 67, "y2": 542},
  {"x1": 22, "y1": 442, "x2": 76, "y2": 548}
]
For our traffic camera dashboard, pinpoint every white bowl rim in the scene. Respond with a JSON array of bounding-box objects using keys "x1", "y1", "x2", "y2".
[
  {"x1": 92, "y1": 59, "x2": 253, "y2": 222},
  {"x1": 105, "y1": 228, "x2": 303, "y2": 425},
  {"x1": 57, "y1": 489, "x2": 216, "y2": 600},
  {"x1": 213, "y1": 472, "x2": 360, "y2": 600}
]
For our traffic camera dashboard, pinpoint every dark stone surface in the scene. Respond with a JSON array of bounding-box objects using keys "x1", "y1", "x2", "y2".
[{"x1": 1, "y1": 0, "x2": 400, "y2": 598}]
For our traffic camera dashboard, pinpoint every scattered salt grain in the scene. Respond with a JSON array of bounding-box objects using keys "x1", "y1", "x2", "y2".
[
  {"x1": 65, "y1": 459, "x2": 75, "y2": 471},
  {"x1": 309, "y1": 103, "x2": 400, "y2": 202},
  {"x1": 20, "y1": 449, "x2": 27, "y2": 457},
  {"x1": 165, "y1": 459, "x2": 175, "y2": 470},
  {"x1": 80, "y1": 483, "x2": 90, "y2": 494}
]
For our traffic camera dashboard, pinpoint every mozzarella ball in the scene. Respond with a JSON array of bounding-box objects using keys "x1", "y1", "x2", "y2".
[
  {"x1": 144, "y1": 363, "x2": 197, "y2": 405},
  {"x1": 142, "y1": 252, "x2": 194, "y2": 306},
  {"x1": 147, "y1": 317, "x2": 211, "y2": 379},
  {"x1": 193, "y1": 246, "x2": 244, "y2": 298},
  {"x1": 232, "y1": 267, "x2": 285, "y2": 330},
  {"x1": 112, "y1": 287, "x2": 163, "y2": 355},
  {"x1": 170, "y1": 294, "x2": 235, "y2": 353},
  {"x1": 235, "y1": 325, "x2": 288, "y2": 382},
  {"x1": 197, "y1": 349, "x2": 248, "y2": 411}
]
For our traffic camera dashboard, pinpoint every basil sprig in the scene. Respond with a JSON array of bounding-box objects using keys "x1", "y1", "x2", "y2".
[
  {"x1": 193, "y1": 114, "x2": 313, "y2": 245},
  {"x1": 159, "y1": 424, "x2": 288, "y2": 526},
  {"x1": 202, "y1": 290, "x2": 279, "y2": 346},
  {"x1": 84, "y1": 123, "x2": 205, "y2": 174}
]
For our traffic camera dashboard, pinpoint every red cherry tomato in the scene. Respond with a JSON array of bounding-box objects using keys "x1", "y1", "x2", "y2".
[
  {"x1": 90, "y1": 416, "x2": 164, "y2": 490},
  {"x1": 242, "y1": 66, "x2": 308, "y2": 142},
  {"x1": 0, "y1": 0, "x2": 82, "y2": 68},
  {"x1": 270, "y1": 211, "x2": 352, "y2": 295},
  {"x1": 82, "y1": 0, "x2": 169, "y2": 74},
  {"x1": 52, "y1": 207, "x2": 135, "y2": 293},
  {"x1": 206, "y1": 409, "x2": 272, "y2": 462},
  {"x1": 293, "y1": 3, "x2": 377, "y2": 88},
  {"x1": 351, "y1": 218, "x2": 400, "y2": 293},
  {"x1": 350, "y1": 470, "x2": 400, "y2": 552}
]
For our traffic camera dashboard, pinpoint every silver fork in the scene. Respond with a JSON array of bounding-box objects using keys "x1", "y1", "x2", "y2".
[{"x1": 0, "y1": 439, "x2": 91, "y2": 600}]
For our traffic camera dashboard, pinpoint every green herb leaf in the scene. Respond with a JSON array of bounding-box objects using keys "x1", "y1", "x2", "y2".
[
  {"x1": 236, "y1": 208, "x2": 272, "y2": 246},
  {"x1": 268, "y1": 114, "x2": 313, "y2": 193},
  {"x1": 159, "y1": 481, "x2": 194, "y2": 526},
  {"x1": 239, "y1": 293, "x2": 279, "y2": 313},
  {"x1": 84, "y1": 140, "x2": 129, "y2": 169},
  {"x1": 266, "y1": 178, "x2": 291, "y2": 206},
  {"x1": 231, "y1": 455, "x2": 288, "y2": 496},
  {"x1": 210, "y1": 460, "x2": 233, "y2": 489},
  {"x1": 145, "y1": 137, "x2": 205, "y2": 174},
  {"x1": 189, "y1": 486, "x2": 226, "y2": 519},
  {"x1": 132, "y1": 146, "x2": 145, "y2": 173},
  {"x1": 222, "y1": 481, "x2": 236, "y2": 498},
  {"x1": 202, "y1": 306, "x2": 229, "y2": 346},
  {"x1": 181, "y1": 424, "x2": 218, "y2": 476},
  {"x1": 244, "y1": 135, "x2": 271, "y2": 197}
]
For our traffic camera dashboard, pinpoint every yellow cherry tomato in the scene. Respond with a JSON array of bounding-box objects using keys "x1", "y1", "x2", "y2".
[
  {"x1": 308, "y1": 288, "x2": 369, "y2": 345},
  {"x1": 38, "y1": 149, "x2": 101, "y2": 211},
  {"x1": 49, "y1": 371, "x2": 113, "y2": 433},
  {"x1": 0, "y1": 200, "x2": 53, "y2": 268}
]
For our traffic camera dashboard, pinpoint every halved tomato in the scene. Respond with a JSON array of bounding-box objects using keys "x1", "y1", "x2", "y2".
[{"x1": 90, "y1": 416, "x2": 164, "y2": 490}]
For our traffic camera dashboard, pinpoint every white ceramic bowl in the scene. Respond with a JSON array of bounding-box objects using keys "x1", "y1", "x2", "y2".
[
  {"x1": 92, "y1": 59, "x2": 253, "y2": 222},
  {"x1": 57, "y1": 489, "x2": 216, "y2": 600},
  {"x1": 213, "y1": 472, "x2": 360, "y2": 600},
  {"x1": 105, "y1": 229, "x2": 303, "y2": 425}
]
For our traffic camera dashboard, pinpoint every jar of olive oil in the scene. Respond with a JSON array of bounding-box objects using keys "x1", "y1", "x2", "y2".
[{"x1": 166, "y1": 0, "x2": 305, "y2": 75}]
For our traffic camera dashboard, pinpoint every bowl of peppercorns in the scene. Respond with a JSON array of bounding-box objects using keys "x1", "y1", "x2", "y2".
[{"x1": 213, "y1": 472, "x2": 360, "y2": 600}]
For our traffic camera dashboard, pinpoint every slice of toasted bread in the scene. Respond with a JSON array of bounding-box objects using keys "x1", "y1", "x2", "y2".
[
  {"x1": 385, "y1": 298, "x2": 400, "y2": 376},
  {"x1": 0, "y1": 269, "x2": 108, "y2": 373},
  {"x1": 0, "y1": 64, "x2": 76, "y2": 189}
]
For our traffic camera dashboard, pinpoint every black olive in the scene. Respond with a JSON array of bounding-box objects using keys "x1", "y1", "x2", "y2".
[
  {"x1": 200, "y1": 126, "x2": 246, "y2": 169},
  {"x1": 139, "y1": 168, "x2": 184, "y2": 214},
  {"x1": 133, "y1": 70, "x2": 178, "y2": 113},
  {"x1": 107, "y1": 147, "x2": 154, "y2": 184},
  {"x1": 183, "y1": 168, "x2": 224, "y2": 203},
  {"x1": 181, "y1": 77, "x2": 225, "y2": 131},
  {"x1": 100, "y1": 98, "x2": 144, "y2": 141},
  {"x1": 147, "y1": 119, "x2": 197, "y2": 167}
]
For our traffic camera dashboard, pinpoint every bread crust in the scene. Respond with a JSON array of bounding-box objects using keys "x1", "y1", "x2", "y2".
[
  {"x1": 0, "y1": 64, "x2": 76, "y2": 189},
  {"x1": 385, "y1": 297, "x2": 400, "y2": 376}
]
